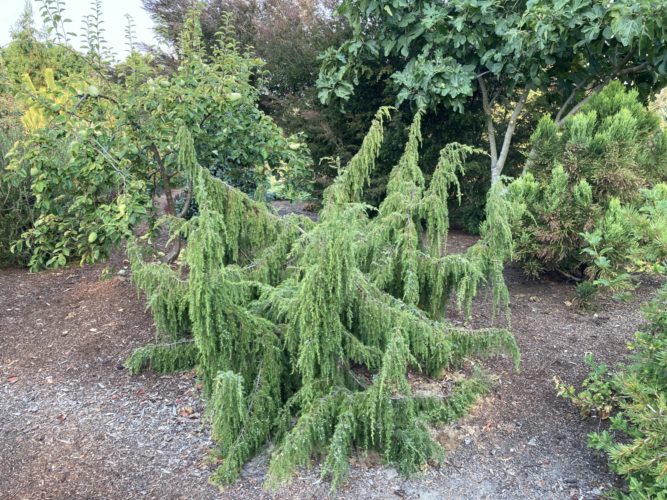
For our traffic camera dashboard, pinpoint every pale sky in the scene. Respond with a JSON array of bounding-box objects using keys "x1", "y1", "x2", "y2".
[{"x1": 0, "y1": 0, "x2": 158, "y2": 58}]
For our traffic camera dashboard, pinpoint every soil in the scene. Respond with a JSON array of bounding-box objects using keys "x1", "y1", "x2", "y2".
[{"x1": 1, "y1": 233, "x2": 662, "y2": 499}]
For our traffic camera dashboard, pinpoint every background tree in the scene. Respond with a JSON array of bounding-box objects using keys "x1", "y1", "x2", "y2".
[
  {"x1": 142, "y1": 0, "x2": 367, "y2": 195},
  {"x1": 143, "y1": 0, "x2": 258, "y2": 52},
  {"x1": 318, "y1": 0, "x2": 667, "y2": 184},
  {"x1": 4, "y1": 6, "x2": 310, "y2": 270},
  {"x1": 1, "y1": 1, "x2": 86, "y2": 89}
]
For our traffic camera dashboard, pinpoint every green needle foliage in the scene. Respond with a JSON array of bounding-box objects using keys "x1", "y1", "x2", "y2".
[
  {"x1": 125, "y1": 340, "x2": 198, "y2": 375},
  {"x1": 128, "y1": 107, "x2": 521, "y2": 490}
]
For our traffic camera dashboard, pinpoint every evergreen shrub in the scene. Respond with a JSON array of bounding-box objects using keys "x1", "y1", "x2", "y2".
[
  {"x1": 557, "y1": 283, "x2": 667, "y2": 498},
  {"x1": 510, "y1": 82, "x2": 667, "y2": 281},
  {"x1": 128, "y1": 108, "x2": 522, "y2": 490}
]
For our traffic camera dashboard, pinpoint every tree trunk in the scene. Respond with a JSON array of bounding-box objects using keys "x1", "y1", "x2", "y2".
[{"x1": 477, "y1": 76, "x2": 528, "y2": 185}]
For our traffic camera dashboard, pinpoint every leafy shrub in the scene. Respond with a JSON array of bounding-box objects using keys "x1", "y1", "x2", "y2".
[
  {"x1": 511, "y1": 82, "x2": 667, "y2": 282},
  {"x1": 0, "y1": 94, "x2": 34, "y2": 266},
  {"x1": 625, "y1": 184, "x2": 667, "y2": 275},
  {"x1": 578, "y1": 198, "x2": 639, "y2": 298},
  {"x1": 7, "y1": 11, "x2": 311, "y2": 271},
  {"x1": 555, "y1": 354, "x2": 616, "y2": 419},
  {"x1": 576, "y1": 185, "x2": 667, "y2": 301},
  {"x1": 557, "y1": 283, "x2": 667, "y2": 498}
]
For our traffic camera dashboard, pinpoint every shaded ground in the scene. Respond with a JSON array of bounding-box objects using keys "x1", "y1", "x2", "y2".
[{"x1": 1, "y1": 234, "x2": 661, "y2": 499}]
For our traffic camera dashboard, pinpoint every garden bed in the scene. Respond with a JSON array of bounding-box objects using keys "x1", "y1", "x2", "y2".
[{"x1": 0, "y1": 233, "x2": 660, "y2": 499}]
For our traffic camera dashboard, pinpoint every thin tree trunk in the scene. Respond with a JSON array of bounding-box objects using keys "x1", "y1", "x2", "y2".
[
  {"x1": 477, "y1": 76, "x2": 499, "y2": 183},
  {"x1": 150, "y1": 143, "x2": 175, "y2": 215},
  {"x1": 495, "y1": 90, "x2": 528, "y2": 181},
  {"x1": 478, "y1": 76, "x2": 528, "y2": 184}
]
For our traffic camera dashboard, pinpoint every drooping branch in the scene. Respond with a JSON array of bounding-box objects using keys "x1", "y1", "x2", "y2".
[{"x1": 177, "y1": 180, "x2": 193, "y2": 218}]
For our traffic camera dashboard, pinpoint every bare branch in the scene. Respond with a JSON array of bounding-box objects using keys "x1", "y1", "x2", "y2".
[
  {"x1": 619, "y1": 61, "x2": 648, "y2": 75},
  {"x1": 555, "y1": 78, "x2": 590, "y2": 123}
]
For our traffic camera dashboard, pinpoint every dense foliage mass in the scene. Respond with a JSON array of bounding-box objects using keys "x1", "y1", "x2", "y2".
[
  {"x1": 0, "y1": 94, "x2": 34, "y2": 266},
  {"x1": 318, "y1": 0, "x2": 667, "y2": 183},
  {"x1": 142, "y1": 0, "x2": 359, "y2": 191},
  {"x1": 509, "y1": 82, "x2": 667, "y2": 297},
  {"x1": 1, "y1": 7, "x2": 310, "y2": 270},
  {"x1": 128, "y1": 109, "x2": 521, "y2": 489},
  {"x1": 557, "y1": 282, "x2": 667, "y2": 498}
]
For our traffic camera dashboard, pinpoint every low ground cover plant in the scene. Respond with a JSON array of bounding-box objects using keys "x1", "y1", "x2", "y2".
[{"x1": 557, "y1": 282, "x2": 667, "y2": 498}]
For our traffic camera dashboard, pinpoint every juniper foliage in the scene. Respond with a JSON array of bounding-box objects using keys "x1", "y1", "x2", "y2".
[
  {"x1": 125, "y1": 340, "x2": 198, "y2": 375},
  {"x1": 128, "y1": 108, "x2": 520, "y2": 490}
]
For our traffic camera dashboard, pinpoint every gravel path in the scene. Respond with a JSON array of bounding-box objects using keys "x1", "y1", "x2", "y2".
[{"x1": 0, "y1": 265, "x2": 218, "y2": 499}]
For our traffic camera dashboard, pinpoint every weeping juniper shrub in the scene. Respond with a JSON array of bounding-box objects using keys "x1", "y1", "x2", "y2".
[
  {"x1": 125, "y1": 340, "x2": 198, "y2": 375},
  {"x1": 128, "y1": 108, "x2": 521, "y2": 490}
]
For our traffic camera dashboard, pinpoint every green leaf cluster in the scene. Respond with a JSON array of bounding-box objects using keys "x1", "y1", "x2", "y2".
[
  {"x1": 319, "y1": 1, "x2": 667, "y2": 111},
  {"x1": 2, "y1": 9, "x2": 312, "y2": 271}
]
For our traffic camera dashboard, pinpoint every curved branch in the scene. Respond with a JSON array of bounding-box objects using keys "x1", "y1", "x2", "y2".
[{"x1": 495, "y1": 89, "x2": 529, "y2": 179}]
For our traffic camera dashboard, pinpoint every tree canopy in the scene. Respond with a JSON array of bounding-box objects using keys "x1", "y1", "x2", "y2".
[{"x1": 318, "y1": 0, "x2": 667, "y2": 183}]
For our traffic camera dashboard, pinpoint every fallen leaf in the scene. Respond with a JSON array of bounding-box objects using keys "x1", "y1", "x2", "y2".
[
  {"x1": 7, "y1": 376, "x2": 18, "y2": 384},
  {"x1": 178, "y1": 406, "x2": 194, "y2": 417},
  {"x1": 56, "y1": 413, "x2": 66, "y2": 422},
  {"x1": 46, "y1": 376, "x2": 54, "y2": 384}
]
